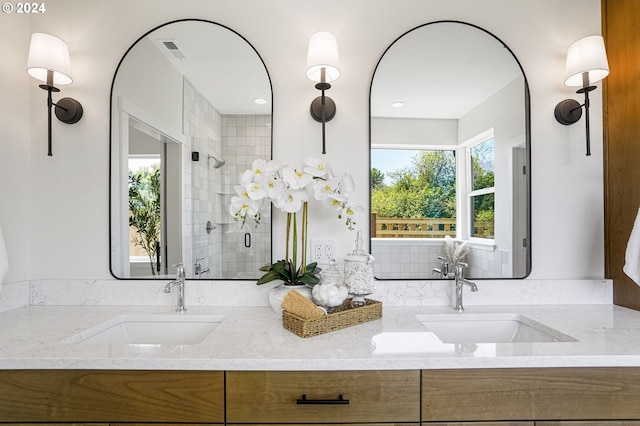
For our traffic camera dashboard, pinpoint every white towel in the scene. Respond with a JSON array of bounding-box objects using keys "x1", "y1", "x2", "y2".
[
  {"x1": 0, "y1": 224, "x2": 8, "y2": 290},
  {"x1": 623, "y1": 208, "x2": 640, "y2": 286}
]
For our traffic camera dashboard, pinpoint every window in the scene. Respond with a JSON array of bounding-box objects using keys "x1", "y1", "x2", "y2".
[
  {"x1": 371, "y1": 148, "x2": 456, "y2": 238},
  {"x1": 128, "y1": 155, "x2": 161, "y2": 265},
  {"x1": 467, "y1": 138, "x2": 495, "y2": 239}
]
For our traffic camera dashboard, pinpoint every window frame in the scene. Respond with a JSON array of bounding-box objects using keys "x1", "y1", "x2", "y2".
[{"x1": 461, "y1": 129, "x2": 495, "y2": 244}]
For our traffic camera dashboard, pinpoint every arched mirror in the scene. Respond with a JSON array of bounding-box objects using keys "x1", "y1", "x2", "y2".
[
  {"x1": 110, "y1": 19, "x2": 272, "y2": 280},
  {"x1": 370, "y1": 21, "x2": 530, "y2": 279}
]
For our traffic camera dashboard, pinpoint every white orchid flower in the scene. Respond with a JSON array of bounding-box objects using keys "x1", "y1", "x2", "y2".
[
  {"x1": 234, "y1": 184, "x2": 250, "y2": 198},
  {"x1": 312, "y1": 177, "x2": 341, "y2": 200},
  {"x1": 304, "y1": 157, "x2": 331, "y2": 178},
  {"x1": 251, "y1": 158, "x2": 267, "y2": 174},
  {"x1": 283, "y1": 167, "x2": 313, "y2": 189},
  {"x1": 340, "y1": 203, "x2": 363, "y2": 230},
  {"x1": 246, "y1": 180, "x2": 267, "y2": 200},
  {"x1": 241, "y1": 158, "x2": 268, "y2": 185},
  {"x1": 322, "y1": 195, "x2": 345, "y2": 211},
  {"x1": 230, "y1": 157, "x2": 363, "y2": 235},
  {"x1": 265, "y1": 175, "x2": 284, "y2": 199},
  {"x1": 240, "y1": 169, "x2": 254, "y2": 186},
  {"x1": 276, "y1": 189, "x2": 308, "y2": 213},
  {"x1": 229, "y1": 196, "x2": 260, "y2": 220},
  {"x1": 264, "y1": 160, "x2": 284, "y2": 176},
  {"x1": 341, "y1": 203, "x2": 363, "y2": 220}
]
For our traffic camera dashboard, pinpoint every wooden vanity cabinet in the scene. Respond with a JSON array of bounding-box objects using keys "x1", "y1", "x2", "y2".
[
  {"x1": 422, "y1": 368, "x2": 640, "y2": 423},
  {"x1": 3, "y1": 368, "x2": 640, "y2": 425},
  {"x1": 226, "y1": 370, "x2": 420, "y2": 424},
  {"x1": 0, "y1": 370, "x2": 224, "y2": 424},
  {"x1": 425, "y1": 423, "x2": 533, "y2": 426},
  {"x1": 538, "y1": 423, "x2": 640, "y2": 426}
]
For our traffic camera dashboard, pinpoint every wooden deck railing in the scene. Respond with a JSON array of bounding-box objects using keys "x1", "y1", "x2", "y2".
[
  {"x1": 371, "y1": 213, "x2": 456, "y2": 238},
  {"x1": 371, "y1": 213, "x2": 493, "y2": 239}
]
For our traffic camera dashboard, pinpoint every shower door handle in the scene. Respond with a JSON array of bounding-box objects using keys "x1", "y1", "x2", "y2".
[{"x1": 244, "y1": 233, "x2": 251, "y2": 248}]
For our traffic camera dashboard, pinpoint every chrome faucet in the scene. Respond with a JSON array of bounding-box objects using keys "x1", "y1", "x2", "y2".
[
  {"x1": 164, "y1": 263, "x2": 186, "y2": 312},
  {"x1": 453, "y1": 262, "x2": 478, "y2": 313},
  {"x1": 432, "y1": 256, "x2": 453, "y2": 278},
  {"x1": 194, "y1": 257, "x2": 211, "y2": 278}
]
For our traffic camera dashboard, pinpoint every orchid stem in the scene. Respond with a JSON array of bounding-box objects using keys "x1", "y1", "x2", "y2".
[
  {"x1": 301, "y1": 202, "x2": 308, "y2": 274},
  {"x1": 292, "y1": 212, "x2": 298, "y2": 272},
  {"x1": 285, "y1": 213, "x2": 291, "y2": 262}
]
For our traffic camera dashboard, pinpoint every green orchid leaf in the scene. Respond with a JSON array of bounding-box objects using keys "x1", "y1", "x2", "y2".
[
  {"x1": 297, "y1": 271, "x2": 320, "y2": 285},
  {"x1": 305, "y1": 262, "x2": 321, "y2": 274},
  {"x1": 259, "y1": 263, "x2": 274, "y2": 272},
  {"x1": 271, "y1": 261, "x2": 289, "y2": 276},
  {"x1": 256, "y1": 269, "x2": 284, "y2": 285},
  {"x1": 257, "y1": 260, "x2": 322, "y2": 286}
]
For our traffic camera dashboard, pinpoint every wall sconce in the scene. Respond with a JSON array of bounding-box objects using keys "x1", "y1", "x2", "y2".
[
  {"x1": 306, "y1": 31, "x2": 340, "y2": 154},
  {"x1": 27, "y1": 33, "x2": 83, "y2": 156},
  {"x1": 554, "y1": 35, "x2": 609, "y2": 156}
]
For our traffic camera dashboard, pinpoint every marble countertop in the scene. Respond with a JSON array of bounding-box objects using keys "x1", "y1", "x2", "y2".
[{"x1": 1, "y1": 304, "x2": 639, "y2": 370}]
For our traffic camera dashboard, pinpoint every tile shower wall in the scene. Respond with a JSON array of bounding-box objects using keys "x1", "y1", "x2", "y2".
[
  {"x1": 372, "y1": 239, "x2": 510, "y2": 279},
  {"x1": 183, "y1": 78, "x2": 271, "y2": 279},
  {"x1": 183, "y1": 78, "x2": 223, "y2": 278},
  {"x1": 221, "y1": 114, "x2": 272, "y2": 278}
]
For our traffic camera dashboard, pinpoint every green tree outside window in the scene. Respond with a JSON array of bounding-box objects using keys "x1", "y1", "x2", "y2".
[{"x1": 129, "y1": 163, "x2": 161, "y2": 275}]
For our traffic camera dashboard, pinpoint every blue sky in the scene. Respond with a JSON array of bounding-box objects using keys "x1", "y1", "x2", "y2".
[{"x1": 371, "y1": 149, "x2": 419, "y2": 184}]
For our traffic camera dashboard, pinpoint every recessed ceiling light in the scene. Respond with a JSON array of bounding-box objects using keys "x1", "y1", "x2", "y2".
[
  {"x1": 391, "y1": 101, "x2": 405, "y2": 108},
  {"x1": 254, "y1": 98, "x2": 267, "y2": 105}
]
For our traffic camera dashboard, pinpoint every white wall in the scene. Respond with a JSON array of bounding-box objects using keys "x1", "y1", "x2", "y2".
[
  {"x1": 371, "y1": 117, "x2": 458, "y2": 147},
  {"x1": 0, "y1": 14, "x2": 31, "y2": 284},
  {"x1": 0, "y1": 0, "x2": 604, "y2": 285}
]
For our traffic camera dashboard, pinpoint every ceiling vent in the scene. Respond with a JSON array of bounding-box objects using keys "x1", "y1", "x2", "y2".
[{"x1": 159, "y1": 39, "x2": 185, "y2": 61}]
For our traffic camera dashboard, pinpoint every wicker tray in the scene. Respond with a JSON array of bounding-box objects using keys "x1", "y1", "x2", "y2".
[{"x1": 282, "y1": 298, "x2": 382, "y2": 338}]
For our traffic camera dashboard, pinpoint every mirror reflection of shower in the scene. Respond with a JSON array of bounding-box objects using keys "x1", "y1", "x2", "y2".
[{"x1": 208, "y1": 154, "x2": 225, "y2": 168}]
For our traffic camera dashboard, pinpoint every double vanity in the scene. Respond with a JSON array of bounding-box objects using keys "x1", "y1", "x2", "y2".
[{"x1": 0, "y1": 303, "x2": 640, "y2": 424}]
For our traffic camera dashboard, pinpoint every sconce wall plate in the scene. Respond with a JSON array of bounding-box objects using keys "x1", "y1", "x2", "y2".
[
  {"x1": 55, "y1": 97, "x2": 83, "y2": 124},
  {"x1": 554, "y1": 98, "x2": 582, "y2": 125},
  {"x1": 310, "y1": 95, "x2": 336, "y2": 123}
]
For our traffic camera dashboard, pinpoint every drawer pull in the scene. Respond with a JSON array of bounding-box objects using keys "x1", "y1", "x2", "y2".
[{"x1": 296, "y1": 394, "x2": 349, "y2": 405}]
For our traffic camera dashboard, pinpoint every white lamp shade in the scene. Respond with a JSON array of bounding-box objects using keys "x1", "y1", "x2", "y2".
[
  {"x1": 306, "y1": 31, "x2": 341, "y2": 83},
  {"x1": 27, "y1": 33, "x2": 73, "y2": 85},
  {"x1": 564, "y1": 35, "x2": 609, "y2": 87}
]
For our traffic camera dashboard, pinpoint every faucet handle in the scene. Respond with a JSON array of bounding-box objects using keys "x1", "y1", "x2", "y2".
[
  {"x1": 436, "y1": 256, "x2": 450, "y2": 277},
  {"x1": 172, "y1": 263, "x2": 185, "y2": 275},
  {"x1": 454, "y1": 262, "x2": 468, "y2": 278},
  {"x1": 193, "y1": 258, "x2": 206, "y2": 275}
]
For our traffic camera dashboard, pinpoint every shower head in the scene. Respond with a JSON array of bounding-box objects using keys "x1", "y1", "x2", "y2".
[{"x1": 208, "y1": 154, "x2": 225, "y2": 169}]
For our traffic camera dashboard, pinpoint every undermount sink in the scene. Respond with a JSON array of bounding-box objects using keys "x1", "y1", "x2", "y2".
[
  {"x1": 417, "y1": 313, "x2": 576, "y2": 344},
  {"x1": 65, "y1": 314, "x2": 225, "y2": 345}
]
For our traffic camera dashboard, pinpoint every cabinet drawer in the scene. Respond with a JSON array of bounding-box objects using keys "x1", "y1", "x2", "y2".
[
  {"x1": 0, "y1": 370, "x2": 224, "y2": 423},
  {"x1": 227, "y1": 370, "x2": 420, "y2": 423},
  {"x1": 537, "y1": 423, "x2": 640, "y2": 426},
  {"x1": 423, "y1": 423, "x2": 533, "y2": 426},
  {"x1": 228, "y1": 424, "x2": 417, "y2": 426},
  {"x1": 423, "y1": 368, "x2": 640, "y2": 422}
]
